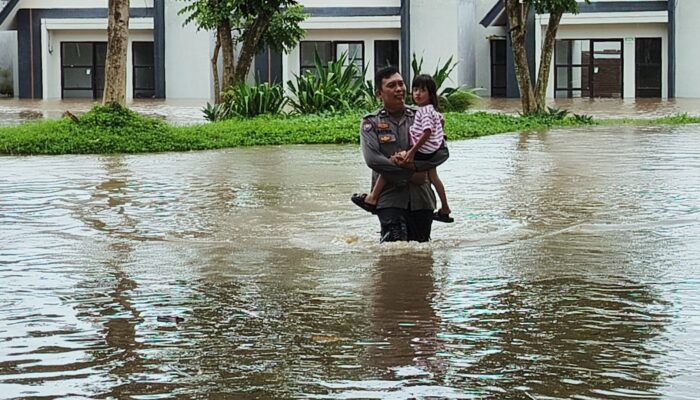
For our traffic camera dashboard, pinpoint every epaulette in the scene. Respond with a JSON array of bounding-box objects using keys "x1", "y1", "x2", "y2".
[{"x1": 363, "y1": 108, "x2": 382, "y2": 119}]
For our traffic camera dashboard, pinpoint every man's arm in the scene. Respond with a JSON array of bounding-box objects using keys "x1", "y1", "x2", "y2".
[
  {"x1": 414, "y1": 146, "x2": 449, "y2": 172},
  {"x1": 360, "y1": 120, "x2": 413, "y2": 184}
]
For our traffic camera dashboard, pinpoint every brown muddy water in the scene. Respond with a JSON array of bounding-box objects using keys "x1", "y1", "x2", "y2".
[
  {"x1": 2, "y1": 121, "x2": 700, "y2": 399},
  {"x1": 2, "y1": 97, "x2": 700, "y2": 126}
]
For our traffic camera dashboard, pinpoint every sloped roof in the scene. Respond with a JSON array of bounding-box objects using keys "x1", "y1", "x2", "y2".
[
  {"x1": 0, "y1": 0, "x2": 20, "y2": 31},
  {"x1": 480, "y1": 0, "x2": 506, "y2": 28}
]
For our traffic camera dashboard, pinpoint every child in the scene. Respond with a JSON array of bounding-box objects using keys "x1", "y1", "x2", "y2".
[{"x1": 357, "y1": 74, "x2": 453, "y2": 223}]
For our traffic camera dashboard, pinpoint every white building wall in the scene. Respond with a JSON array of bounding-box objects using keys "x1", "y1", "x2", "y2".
[
  {"x1": 473, "y1": 0, "x2": 507, "y2": 96},
  {"x1": 410, "y1": 0, "x2": 460, "y2": 88},
  {"x1": 300, "y1": 0, "x2": 399, "y2": 6},
  {"x1": 674, "y1": 0, "x2": 700, "y2": 98},
  {"x1": 43, "y1": 27, "x2": 153, "y2": 100},
  {"x1": 540, "y1": 20, "x2": 667, "y2": 99},
  {"x1": 17, "y1": 0, "x2": 153, "y2": 8},
  {"x1": 164, "y1": 2, "x2": 212, "y2": 100}
]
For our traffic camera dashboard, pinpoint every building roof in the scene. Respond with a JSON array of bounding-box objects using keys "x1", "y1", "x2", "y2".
[
  {"x1": 480, "y1": 0, "x2": 506, "y2": 28},
  {"x1": 0, "y1": 0, "x2": 19, "y2": 31}
]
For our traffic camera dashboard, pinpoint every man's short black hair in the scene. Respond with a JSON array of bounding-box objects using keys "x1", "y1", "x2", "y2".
[{"x1": 374, "y1": 66, "x2": 401, "y2": 93}]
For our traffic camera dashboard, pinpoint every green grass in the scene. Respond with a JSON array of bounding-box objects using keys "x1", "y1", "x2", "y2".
[{"x1": 1, "y1": 104, "x2": 698, "y2": 155}]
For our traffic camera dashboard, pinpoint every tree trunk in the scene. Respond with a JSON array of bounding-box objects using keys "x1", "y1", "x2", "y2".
[
  {"x1": 218, "y1": 21, "x2": 235, "y2": 92},
  {"x1": 232, "y1": 15, "x2": 272, "y2": 84},
  {"x1": 535, "y1": 12, "x2": 563, "y2": 112},
  {"x1": 505, "y1": 0, "x2": 536, "y2": 114},
  {"x1": 211, "y1": 37, "x2": 222, "y2": 104},
  {"x1": 103, "y1": 0, "x2": 130, "y2": 105}
]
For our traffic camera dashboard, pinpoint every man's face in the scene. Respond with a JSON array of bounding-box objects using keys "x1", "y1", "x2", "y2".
[{"x1": 376, "y1": 73, "x2": 405, "y2": 112}]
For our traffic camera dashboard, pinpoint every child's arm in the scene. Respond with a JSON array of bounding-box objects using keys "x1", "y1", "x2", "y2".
[{"x1": 405, "y1": 128, "x2": 432, "y2": 162}]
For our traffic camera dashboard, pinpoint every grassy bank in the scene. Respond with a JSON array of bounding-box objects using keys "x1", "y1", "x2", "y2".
[{"x1": 1, "y1": 104, "x2": 699, "y2": 155}]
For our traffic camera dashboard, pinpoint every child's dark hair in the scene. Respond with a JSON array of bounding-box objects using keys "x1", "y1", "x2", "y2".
[{"x1": 412, "y1": 74, "x2": 439, "y2": 111}]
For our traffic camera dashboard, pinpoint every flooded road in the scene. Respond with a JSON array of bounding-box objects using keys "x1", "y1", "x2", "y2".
[{"x1": 2, "y1": 123, "x2": 700, "y2": 399}]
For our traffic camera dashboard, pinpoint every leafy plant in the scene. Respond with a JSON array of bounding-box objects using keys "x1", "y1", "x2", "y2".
[
  {"x1": 573, "y1": 113, "x2": 594, "y2": 124},
  {"x1": 286, "y1": 51, "x2": 370, "y2": 114},
  {"x1": 223, "y1": 82, "x2": 287, "y2": 118},
  {"x1": 441, "y1": 88, "x2": 481, "y2": 112},
  {"x1": 411, "y1": 54, "x2": 458, "y2": 97},
  {"x1": 202, "y1": 102, "x2": 230, "y2": 122}
]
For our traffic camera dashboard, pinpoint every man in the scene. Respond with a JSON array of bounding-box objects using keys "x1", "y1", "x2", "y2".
[{"x1": 354, "y1": 66, "x2": 449, "y2": 242}]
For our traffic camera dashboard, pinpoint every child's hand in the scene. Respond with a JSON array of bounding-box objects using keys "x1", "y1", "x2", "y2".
[{"x1": 404, "y1": 150, "x2": 415, "y2": 163}]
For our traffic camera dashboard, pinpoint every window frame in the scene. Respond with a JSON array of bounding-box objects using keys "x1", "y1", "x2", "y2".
[
  {"x1": 298, "y1": 40, "x2": 365, "y2": 75},
  {"x1": 132, "y1": 41, "x2": 156, "y2": 99}
]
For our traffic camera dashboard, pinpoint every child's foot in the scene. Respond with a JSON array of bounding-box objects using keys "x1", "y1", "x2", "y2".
[
  {"x1": 364, "y1": 194, "x2": 378, "y2": 206},
  {"x1": 351, "y1": 193, "x2": 377, "y2": 214},
  {"x1": 433, "y1": 209, "x2": 454, "y2": 223}
]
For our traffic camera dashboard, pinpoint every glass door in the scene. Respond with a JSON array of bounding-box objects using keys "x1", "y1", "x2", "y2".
[
  {"x1": 591, "y1": 40, "x2": 623, "y2": 98},
  {"x1": 61, "y1": 42, "x2": 107, "y2": 99}
]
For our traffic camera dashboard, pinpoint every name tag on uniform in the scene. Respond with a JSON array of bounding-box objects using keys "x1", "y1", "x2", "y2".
[{"x1": 378, "y1": 134, "x2": 396, "y2": 143}]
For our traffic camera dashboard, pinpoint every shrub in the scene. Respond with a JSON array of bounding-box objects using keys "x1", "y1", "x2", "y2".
[
  {"x1": 223, "y1": 82, "x2": 287, "y2": 118},
  {"x1": 202, "y1": 102, "x2": 230, "y2": 122},
  {"x1": 287, "y1": 52, "x2": 370, "y2": 114},
  {"x1": 441, "y1": 89, "x2": 481, "y2": 112}
]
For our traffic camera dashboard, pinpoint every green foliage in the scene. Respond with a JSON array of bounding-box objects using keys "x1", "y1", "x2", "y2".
[
  {"x1": 529, "y1": 0, "x2": 589, "y2": 15},
  {"x1": 287, "y1": 52, "x2": 371, "y2": 114},
  {"x1": 202, "y1": 102, "x2": 230, "y2": 122},
  {"x1": 221, "y1": 82, "x2": 287, "y2": 118},
  {"x1": 0, "y1": 68, "x2": 12, "y2": 96},
  {"x1": 573, "y1": 113, "x2": 593, "y2": 124},
  {"x1": 411, "y1": 54, "x2": 458, "y2": 97},
  {"x1": 440, "y1": 89, "x2": 481, "y2": 112},
  {"x1": 260, "y1": 4, "x2": 307, "y2": 53},
  {"x1": 9, "y1": 106, "x2": 700, "y2": 156}
]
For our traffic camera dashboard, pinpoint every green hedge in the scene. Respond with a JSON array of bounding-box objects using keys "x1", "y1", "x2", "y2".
[{"x1": 1, "y1": 105, "x2": 698, "y2": 155}]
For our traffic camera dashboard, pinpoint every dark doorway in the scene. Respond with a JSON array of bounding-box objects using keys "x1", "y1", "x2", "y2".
[
  {"x1": 636, "y1": 38, "x2": 662, "y2": 98},
  {"x1": 61, "y1": 42, "x2": 106, "y2": 99},
  {"x1": 133, "y1": 42, "x2": 155, "y2": 98},
  {"x1": 490, "y1": 39, "x2": 507, "y2": 97}
]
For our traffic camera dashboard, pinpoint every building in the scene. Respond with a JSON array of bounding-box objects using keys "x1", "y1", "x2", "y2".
[
  {"x1": 477, "y1": 0, "x2": 699, "y2": 99},
  {"x1": 1, "y1": 0, "x2": 698, "y2": 101},
  {"x1": 0, "y1": 0, "x2": 212, "y2": 100}
]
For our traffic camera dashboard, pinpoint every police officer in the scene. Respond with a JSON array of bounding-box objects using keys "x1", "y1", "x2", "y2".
[{"x1": 359, "y1": 66, "x2": 449, "y2": 242}]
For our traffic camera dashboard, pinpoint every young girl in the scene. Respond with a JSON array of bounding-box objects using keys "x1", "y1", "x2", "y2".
[{"x1": 360, "y1": 74, "x2": 453, "y2": 223}]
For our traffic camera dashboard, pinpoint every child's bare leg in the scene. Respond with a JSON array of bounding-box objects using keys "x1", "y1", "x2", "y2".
[
  {"x1": 428, "y1": 168, "x2": 450, "y2": 214},
  {"x1": 365, "y1": 175, "x2": 386, "y2": 205}
]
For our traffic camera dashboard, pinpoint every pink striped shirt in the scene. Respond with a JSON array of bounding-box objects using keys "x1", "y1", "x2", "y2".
[{"x1": 409, "y1": 104, "x2": 444, "y2": 154}]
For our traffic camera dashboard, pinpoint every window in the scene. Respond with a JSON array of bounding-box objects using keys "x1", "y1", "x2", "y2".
[
  {"x1": 299, "y1": 41, "x2": 364, "y2": 75},
  {"x1": 132, "y1": 42, "x2": 155, "y2": 99},
  {"x1": 374, "y1": 40, "x2": 399, "y2": 73}
]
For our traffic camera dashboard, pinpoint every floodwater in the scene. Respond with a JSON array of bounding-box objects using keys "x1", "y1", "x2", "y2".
[
  {"x1": 2, "y1": 121, "x2": 700, "y2": 399},
  {"x1": 2, "y1": 97, "x2": 700, "y2": 127}
]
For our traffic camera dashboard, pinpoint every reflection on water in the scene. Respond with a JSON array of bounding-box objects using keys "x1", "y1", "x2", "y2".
[{"x1": 1, "y1": 124, "x2": 700, "y2": 398}]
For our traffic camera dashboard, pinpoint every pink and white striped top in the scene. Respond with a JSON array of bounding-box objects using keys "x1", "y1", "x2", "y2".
[{"x1": 409, "y1": 104, "x2": 444, "y2": 154}]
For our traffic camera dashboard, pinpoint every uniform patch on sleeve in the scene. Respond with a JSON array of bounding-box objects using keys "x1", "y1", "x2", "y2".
[{"x1": 362, "y1": 121, "x2": 373, "y2": 132}]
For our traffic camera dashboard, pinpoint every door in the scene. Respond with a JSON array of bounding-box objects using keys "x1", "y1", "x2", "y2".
[
  {"x1": 636, "y1": 38, "x2": 662, "y2": 98},
  {"x1": 61, "y1": 42, "x2": 107, "y2": 99},
  {"x1": 490, "y1": 39, "x2": 506, "y2": 97},
  {"x1": 591, "y1": 40, "x2": 623, "y2": 98}
]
